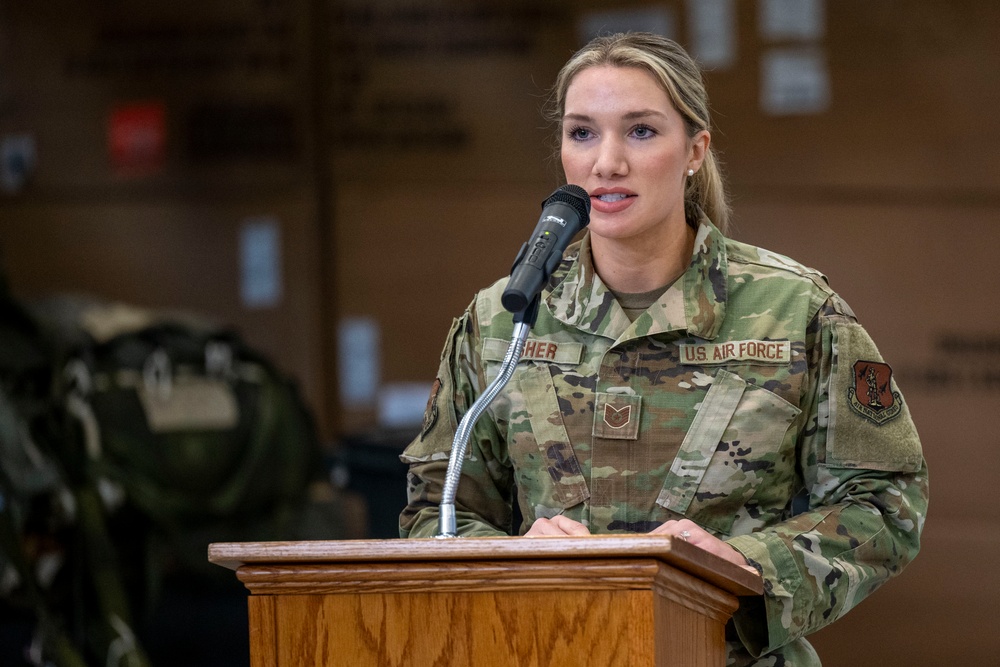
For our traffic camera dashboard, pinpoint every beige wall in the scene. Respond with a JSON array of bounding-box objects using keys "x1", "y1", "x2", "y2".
[{"x1": 1, "y1": 1, "x2": 996, "y2": 663}]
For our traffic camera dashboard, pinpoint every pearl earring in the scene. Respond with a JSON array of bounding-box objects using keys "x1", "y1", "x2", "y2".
[{"x1": 687, "y1": 168, "x2": 695, "y2": 177}]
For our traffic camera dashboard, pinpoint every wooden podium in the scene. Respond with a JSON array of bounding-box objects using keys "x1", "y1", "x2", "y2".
[{"x1": 208, "y1": 535, "x2": 762, "y2": 667}]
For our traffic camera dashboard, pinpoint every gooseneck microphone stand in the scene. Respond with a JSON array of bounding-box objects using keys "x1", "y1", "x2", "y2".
[
  {"x1": 435, "y1": 183, "x2": 589, "y2": 538},
  {"x1": 437, "y1": 298, "x2": 539, "y2": 538}
]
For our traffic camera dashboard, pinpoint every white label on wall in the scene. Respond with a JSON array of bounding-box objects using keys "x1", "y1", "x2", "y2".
[
  {"x1": 760, "y1": 47, "x2": 830, "y2": 115},
  {"x1": 688, "y1": 0, "x2": 737, "y2": 68},
  {"x1": 577, "y1": 7, "x2": 676, "y2": 44},
  {"x1": 1, "y1": 133, "x2": 37, "y2": 193},
  {"x1": 759, "y1": 0, "x2": 825, "y2": 41},
  {"x1": 378, "y1": 382, "x2": 433, "y2": 428},
  {"x1": 338, "y1": 316, "x2": 381, "y2": 408},
  {"x1": 239, "y1": 217, "x2": 282, "y2": 308}
]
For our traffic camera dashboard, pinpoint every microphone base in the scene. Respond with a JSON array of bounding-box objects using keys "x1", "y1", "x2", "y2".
[{"x1": 437, "y1": 503, "x2": 458, "y2": 538}]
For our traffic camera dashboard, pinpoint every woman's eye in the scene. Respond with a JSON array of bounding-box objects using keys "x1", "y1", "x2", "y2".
[
  {"x1": 568, "y1": 126, "x2": 592, "y2": 141},
  {"x1": 631, "y1": 125, "x2": 656, "y2": 139}
]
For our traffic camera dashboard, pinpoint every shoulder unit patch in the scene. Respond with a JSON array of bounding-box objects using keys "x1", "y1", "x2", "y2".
[
  {"x1": 420, "y1": 378, "x2": 442, "y2": 439},
  {"x1": 848, "y1": 360, "x2": 902, "y2": 425}
]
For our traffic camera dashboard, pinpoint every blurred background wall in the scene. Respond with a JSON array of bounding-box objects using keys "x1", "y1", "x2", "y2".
[{"x1": 0, "y1": 0, "x2": 995, "y2": 664}]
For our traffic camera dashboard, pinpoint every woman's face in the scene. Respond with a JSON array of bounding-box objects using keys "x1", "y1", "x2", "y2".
[{"x1": 560, "y1": 65, "x2": 708, "y2": 247}]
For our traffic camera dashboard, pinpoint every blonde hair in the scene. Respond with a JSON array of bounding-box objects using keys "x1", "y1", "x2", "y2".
[{"x1": 547, "y1": 32, "x2": 730, "y2": 233}]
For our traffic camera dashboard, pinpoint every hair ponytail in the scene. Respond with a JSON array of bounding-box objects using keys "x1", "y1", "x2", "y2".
[{"x1": 687, "y1": 148, "x2": 730, "y2": 232}]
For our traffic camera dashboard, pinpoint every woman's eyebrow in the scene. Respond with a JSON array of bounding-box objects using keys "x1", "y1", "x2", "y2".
[
  {"x1": 623, "y1": 109, "x2": 668, "y2": 120},
  {"x1": 562, "y1": 109, "x2": 668, "y2": 122}
]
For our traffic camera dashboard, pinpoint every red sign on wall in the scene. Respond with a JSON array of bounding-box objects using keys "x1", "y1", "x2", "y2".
[{"x1": 108, "y1": 102, "x2": 166, "y2": 176}]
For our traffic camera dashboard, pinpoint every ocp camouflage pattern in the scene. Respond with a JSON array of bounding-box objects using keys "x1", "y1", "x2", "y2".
[{"x1": 400, "y1": 218, "x2": 928, "y2": 666}]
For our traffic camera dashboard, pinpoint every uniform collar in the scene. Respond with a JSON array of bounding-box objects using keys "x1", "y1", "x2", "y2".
[{"x1": 545, "y1": 216, "x2": 728, "y2": 343}]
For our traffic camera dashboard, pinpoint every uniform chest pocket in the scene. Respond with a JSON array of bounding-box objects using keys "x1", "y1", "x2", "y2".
[
  {"x1": 485, "y1": 338, "x2": 590, "y2": 520},
  {"x1": 656, "y1": 368, "x2": 800, "y2": 535}
]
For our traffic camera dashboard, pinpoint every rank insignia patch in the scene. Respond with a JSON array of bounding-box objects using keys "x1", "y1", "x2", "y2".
[
  {"x1": 593, "y1": 393, "x2": 641, "y2": 440},
  {"x1": 604, "y1": 404, "x2": 632, "y2": 429},
  {"x1": 848, "y1": 360, "x2": 902, "y2": 425}
]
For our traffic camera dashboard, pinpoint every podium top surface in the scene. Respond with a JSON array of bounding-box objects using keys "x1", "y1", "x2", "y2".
[{"x1": 208, "y1": 535, "x2": 763, "y2": 597}]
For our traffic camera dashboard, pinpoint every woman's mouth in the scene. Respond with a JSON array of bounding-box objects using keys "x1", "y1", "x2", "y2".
[{"x1": 590, "y1": 190, "x2": 636, "y2": 214}]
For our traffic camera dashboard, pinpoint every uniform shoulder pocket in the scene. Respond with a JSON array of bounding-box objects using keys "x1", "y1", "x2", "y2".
[
  {"x1": 515, "y1": 366, "x2": 589, "y2": 510},
  {"x1": 827, "y1": 323, "x2": 922, "y2": 472}
]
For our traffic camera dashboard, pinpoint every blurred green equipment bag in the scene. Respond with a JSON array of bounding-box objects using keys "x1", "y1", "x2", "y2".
[
  {"x1": 1, "y1": 284, "x2": 148, "y2": 666},
  {"x1": 31, "y1": 297, "x2": 324, "y2": 562},
  {"x1": 3, "y1": 293, "x2": 325, "y2": 666}
]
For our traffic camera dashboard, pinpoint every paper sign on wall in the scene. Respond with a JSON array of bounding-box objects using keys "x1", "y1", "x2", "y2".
[
  {"x1": 240, "y1": 217, "x2": 283, "y2": 308},
  {"x1": 687, "y1": 0, "x2": 736, "y2": 68},
  {"x1": 759, "y1": 0, "x2": 825, "y2": 41},
  {"x1": 760, "y1": 47, "x2": 830, "y2": 115},
  {"x1": 577, "y1": 7, "x2": 676, "y2": 44},
  {"x1": 338, "y1": 316, "x2": 381, "y2": 409}
]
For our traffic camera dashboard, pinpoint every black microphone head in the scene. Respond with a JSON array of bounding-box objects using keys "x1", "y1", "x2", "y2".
[{"x1": 543, "y1": 184, "x2": 591, "y2": 225}]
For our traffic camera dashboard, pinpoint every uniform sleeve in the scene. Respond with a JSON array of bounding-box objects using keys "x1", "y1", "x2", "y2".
[
  {"x1": 398, "y1": 303, "x2": 514, "y2": 538},
  {"x1": 726, "y1": 295, "x2": 929, "y2": 657}
]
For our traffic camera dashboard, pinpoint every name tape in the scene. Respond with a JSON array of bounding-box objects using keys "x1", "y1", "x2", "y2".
[{"x1": 482, "y1": 338, "x2": 583, "y2": 365}]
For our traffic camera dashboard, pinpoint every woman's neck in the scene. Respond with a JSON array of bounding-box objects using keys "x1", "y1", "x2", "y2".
[{"x1": 591, "y1": 223, "x2": 696, "y2": 294}]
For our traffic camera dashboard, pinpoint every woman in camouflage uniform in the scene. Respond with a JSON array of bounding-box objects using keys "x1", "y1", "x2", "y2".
[{"x1": 400, "y1": 32, "x2": 928, "y2": 666}]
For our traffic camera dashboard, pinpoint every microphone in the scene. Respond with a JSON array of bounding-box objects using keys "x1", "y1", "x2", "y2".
[{"x1": 501, "y1": 184, "x2": 591, "y2": 313}]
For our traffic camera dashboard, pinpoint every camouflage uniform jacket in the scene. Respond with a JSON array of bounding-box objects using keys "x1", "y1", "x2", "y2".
[{"x1": 400, "y1": 219, "x2": 928, "y2": 666}]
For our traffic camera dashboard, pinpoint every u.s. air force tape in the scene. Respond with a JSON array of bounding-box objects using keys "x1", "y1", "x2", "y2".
[{"x1": 678, "y1": 340, "x2": 791, "y2": 365}]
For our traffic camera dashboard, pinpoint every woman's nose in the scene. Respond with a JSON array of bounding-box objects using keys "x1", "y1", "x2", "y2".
[{"x1": 593, "y1": 138, "x2": 628, "y2": 178}]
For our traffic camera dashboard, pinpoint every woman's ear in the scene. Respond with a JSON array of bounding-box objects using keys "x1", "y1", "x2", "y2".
[{"x1": 688, "y1": 130, "x2": 710, "y2": 173}]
